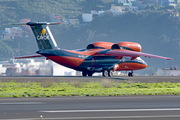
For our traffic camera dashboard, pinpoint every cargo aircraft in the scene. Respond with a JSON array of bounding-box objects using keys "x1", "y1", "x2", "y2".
[{"x1": 12, "y1": 22, "x2": 171, "y2": 77}]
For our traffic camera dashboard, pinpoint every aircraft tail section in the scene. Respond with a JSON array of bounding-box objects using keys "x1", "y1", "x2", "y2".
[{"x1": 12, "y1": 22, "x2": 61, "y2": 50}]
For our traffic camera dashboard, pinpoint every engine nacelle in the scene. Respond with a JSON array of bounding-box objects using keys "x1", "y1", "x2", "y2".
[
  {"x1": 111, "y1": 42, "x2": 141, "y2": 52},
  {"x1": 86, "y1": 42, "x2": 114, "y2": 50}
]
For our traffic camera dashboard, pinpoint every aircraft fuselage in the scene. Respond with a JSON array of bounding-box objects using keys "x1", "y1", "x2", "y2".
[{"x1": 37, "y1": 49, "x2": 147, "y2": 72}]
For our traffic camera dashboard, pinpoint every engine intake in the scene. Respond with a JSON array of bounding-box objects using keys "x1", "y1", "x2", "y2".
[
  {"x1": 86, "y1": 42, "x2": 114, "y2": 50},
  {"x1": 111, "y1": 42, "x2": 141, "y2": 52}
]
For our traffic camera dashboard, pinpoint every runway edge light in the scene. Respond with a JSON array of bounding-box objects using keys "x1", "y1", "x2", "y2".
[{"x1": 40, "y1": 115, "x2": 43, "y2": 120}]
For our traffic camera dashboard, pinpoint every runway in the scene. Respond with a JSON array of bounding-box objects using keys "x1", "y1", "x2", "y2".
[
  {"x1": 0, "y1": 76, "x2": 180, "y2": 83},
  {"x1": 1, "y1": 96, "x2": 180, "y2": 120},
  {"x1": 1, "y1": 76, "x2": 180, "y2": 120}
]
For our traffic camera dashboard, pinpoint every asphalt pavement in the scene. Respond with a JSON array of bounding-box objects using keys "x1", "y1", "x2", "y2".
[
  {"x1": 1, "y1": 96, "x2": 180, "y2": 120},
  {"x1": 0, "y1": 76, "x2": 180, "y2": 83}
]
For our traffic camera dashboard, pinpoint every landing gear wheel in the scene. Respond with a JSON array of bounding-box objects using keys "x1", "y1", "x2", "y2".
[
  {"x1": 103, "y1": 70, "x2": 108, "y2": 77},
  {"x1": 108, "y1": 70, "x2": 113, "y2": 77},
  {"x1": 128, "y1": 71, "x2": 133, "y2": 77},
  {"x1": 82, "y1": 71, "x2": 87, "y2": 77},
  {"x1": 88, "y1": 72, "x2": 93, "y2": 77}
]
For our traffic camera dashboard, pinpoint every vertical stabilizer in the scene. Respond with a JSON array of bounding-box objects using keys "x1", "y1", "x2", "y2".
[{"x1": 12, "y1": 22, "x2": 61, "y2": 50}]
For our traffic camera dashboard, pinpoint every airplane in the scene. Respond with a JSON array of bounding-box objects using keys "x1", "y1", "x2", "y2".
[{"x1": 12, "y1": 22, "x2": 171, "y2": 77}]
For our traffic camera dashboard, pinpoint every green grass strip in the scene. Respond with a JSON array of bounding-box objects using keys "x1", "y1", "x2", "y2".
[{"x1": 0, "y1": 80, "x2": 180, "y2": 98}]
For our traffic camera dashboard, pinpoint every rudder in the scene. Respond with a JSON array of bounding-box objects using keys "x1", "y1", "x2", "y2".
[
  {"x1": 12, "y1": 22, "x2": 60, "y2": 50},
  {"x1": 31, "y1": 24, "x2": 52, "y2": 49}
]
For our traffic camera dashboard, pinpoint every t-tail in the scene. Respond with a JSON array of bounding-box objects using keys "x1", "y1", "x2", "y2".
[{"x1": 12, "y1": 22, "x2": 61, "y2": 50}]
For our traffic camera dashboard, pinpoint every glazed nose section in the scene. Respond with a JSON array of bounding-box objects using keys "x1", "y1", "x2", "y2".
[
  {"x1": 141, "y1": 60, "x2": 147, "y2": 69},
  {"x1": 136, "y1": 57, "x2": 147, "y2": 69},
  {"x1": 141, "y1": 63, "x2": 148, "y2": 69}
]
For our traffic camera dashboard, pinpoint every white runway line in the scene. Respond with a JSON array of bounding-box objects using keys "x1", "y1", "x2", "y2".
[
  {"x1": 39, "y1": 108, "x2": 180, "y2": 113},
  {"x1": 2, "y1": 115, "x2": 180, "y2": 120},
  {"x1": 0, "y1": 102, "x2": 44, "y2": 105}
]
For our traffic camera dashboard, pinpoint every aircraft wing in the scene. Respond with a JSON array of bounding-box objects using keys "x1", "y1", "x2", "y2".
[
  {"x1": 104, "y1": 50, "x2": 171, "y2": 60},
  {"x1": 13, "y1": 54, "x2": 44, "y2": 59}
]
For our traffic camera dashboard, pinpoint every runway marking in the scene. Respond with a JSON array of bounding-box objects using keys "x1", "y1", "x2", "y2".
[
  {"x1": 2, "y1": 115, "x2": 180, "y2": 120},
  {"x1": 0, "y1": 102, "x2": 44, "y2": 105},
  {"x1": 39, "y1": 108, "x2": 180, "y2": 113}
]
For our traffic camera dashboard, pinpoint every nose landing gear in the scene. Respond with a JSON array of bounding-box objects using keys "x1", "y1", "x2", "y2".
[{"x1": 128, "y1": 70, "x2": 133, "y2": 77}]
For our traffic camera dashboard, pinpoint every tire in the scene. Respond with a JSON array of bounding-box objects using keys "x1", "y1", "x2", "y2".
[
  {"x1": 128, "y1": 72, "x2": 133, "y2": 77},
  {"x1": 103, "y1": 70, "x2": 108, "y2": 77},
  {"x1": 131, "y1": 72, "x2": 133, "y2": 77},
  {"x1": 88, "y1": 72, "x2": 93, "y2": 77},
  {"x1": 82, "y1": 71, "x2": 87, "y2": 77},
  {"x1": 108, "y1": 70, "x2": 113, "y2": 77}
]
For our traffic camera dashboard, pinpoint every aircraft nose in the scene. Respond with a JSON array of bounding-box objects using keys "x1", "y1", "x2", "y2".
[
  {"x1": 141, "y1": 64, "x2": 148, "y2": 69},
  {"x1": 137, "y1": 57, "x2": 147, "y2": 69}
]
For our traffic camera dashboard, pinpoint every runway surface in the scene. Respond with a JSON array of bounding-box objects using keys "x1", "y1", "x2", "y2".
[
  {"x1": 1, "y1": 96, "x2": 180, "y2": 120},
  {"x1": 1, "y1": 76, "x2": 180, "y2": 120},
  {"x1": 0, "y1": 76, "x2": 180, "y2": 83}
]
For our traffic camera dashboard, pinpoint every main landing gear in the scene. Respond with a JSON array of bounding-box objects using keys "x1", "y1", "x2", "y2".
[
  {"x1": 82, "y1": 70, "x2": 113, "y2": 77},
  {"x1": 102, "y1": 70, "x2": 113, "y2": 77},
  {"x1": 82, "y1": 71, "x2": 93, "y2": 77},
  {"x1": 128, "y1": 71, "x2": 133, "y2": 77}
]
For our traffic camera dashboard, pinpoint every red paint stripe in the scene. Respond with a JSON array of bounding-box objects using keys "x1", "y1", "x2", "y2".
[
  {"x1": 116, "y1": 63, "x2": 147, "y2": 71},
  {"x1": 47, "y1": 56, "x2": 84, "y2": 68}
]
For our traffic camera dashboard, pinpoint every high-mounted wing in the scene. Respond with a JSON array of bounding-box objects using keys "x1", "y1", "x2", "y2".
[
  {"x1": 101, "y1": 49, "x2": 171, "y2": 60},
  {"x1": 14, "y1": 54, "x2": 44, "y2": 59}
]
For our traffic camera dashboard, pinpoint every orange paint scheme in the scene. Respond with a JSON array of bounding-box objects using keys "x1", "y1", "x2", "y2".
[
  {"x1": 89, "y1": 42, "x2": 114, "y2": 49},
  {"x1": 66, "y1": 42, "x2": 114, "y2": 56},
  {"x1": 116, "y1": 42, "x2": 141, "y2": 52},
  {"x1": 47, "y1": 56, "x2": 84, "y2": 68},
  {"x1": 117, "y1": 63, "x2": 147, "y2": 71},
  {"x1": 65, "y1": 49, "x2": 101, "y2": 56}
]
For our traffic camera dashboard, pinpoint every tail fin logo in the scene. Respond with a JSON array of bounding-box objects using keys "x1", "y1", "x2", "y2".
[
  {"x1": 37, "y1": 28, "x2": 50, "y2": 40},
  {"x1": 42, "y1": 29, "x2": 46, "y2": 35}
]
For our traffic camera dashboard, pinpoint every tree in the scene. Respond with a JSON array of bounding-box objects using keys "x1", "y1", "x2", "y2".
[
  {"x1": 145, "y1": 3, "x2": 150, "y2": 10},
  {"x1": 0, "y1": 40, "x2": 13, "y2": 61},
  {"x1": 150, "y1": 5, "x2": 156, "y2": 10}
]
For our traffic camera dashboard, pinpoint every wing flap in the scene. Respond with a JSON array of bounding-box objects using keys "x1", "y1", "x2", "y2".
[
  {"x1": 103, "y1": 50, "x2": 171, "y2": 60},
  {"x1": 14, "y1": 54, "x2": 44, "y2": 59}
]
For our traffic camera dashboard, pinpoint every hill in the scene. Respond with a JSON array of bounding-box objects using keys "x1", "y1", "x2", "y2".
[
  {"x1": 0, "y1": 0, "x2": 109, "y2": 59},
  {"x1": 0, "y1": 0, "x2": 180, "y2": 74},
  {"x1": 52, "y1": 11, "x2": 180, "y2": 71}
]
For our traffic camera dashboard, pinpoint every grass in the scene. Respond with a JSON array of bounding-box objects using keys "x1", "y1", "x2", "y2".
[{"x1": 0, "y1": 80, "x2": 180, "y2": 98}]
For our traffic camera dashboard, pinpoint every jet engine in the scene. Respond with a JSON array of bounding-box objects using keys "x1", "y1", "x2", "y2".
[
  {"x1": 86, "y1": 42, "x2": 114, "y2": 49},
  {"x1": 111, "y1": 42, "x2": 141, "y2": 52}
]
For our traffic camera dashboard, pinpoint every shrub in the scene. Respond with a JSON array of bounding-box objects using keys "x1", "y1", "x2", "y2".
[{"x1": 13, "y1": 95, "x2": 19, "y2": 98}]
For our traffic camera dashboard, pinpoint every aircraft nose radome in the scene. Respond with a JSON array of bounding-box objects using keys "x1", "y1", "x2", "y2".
[
  {"x1": 141, "y1": 61, "x2": 148, "y2": 69},
  {"x1": 141, "y1": 64, "x2": 148, "y2": 69}
]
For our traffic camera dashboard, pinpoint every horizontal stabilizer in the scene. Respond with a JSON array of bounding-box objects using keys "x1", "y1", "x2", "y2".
[
  {"x1": 14, "y1": 54, "x2": 44, "y2": 59},
  {"x1": 11, "y1": 22, "x2": 61, "y2": 26},
  {"x1": 12, "y1": 21, "x2": 60, "y2": 50}
]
